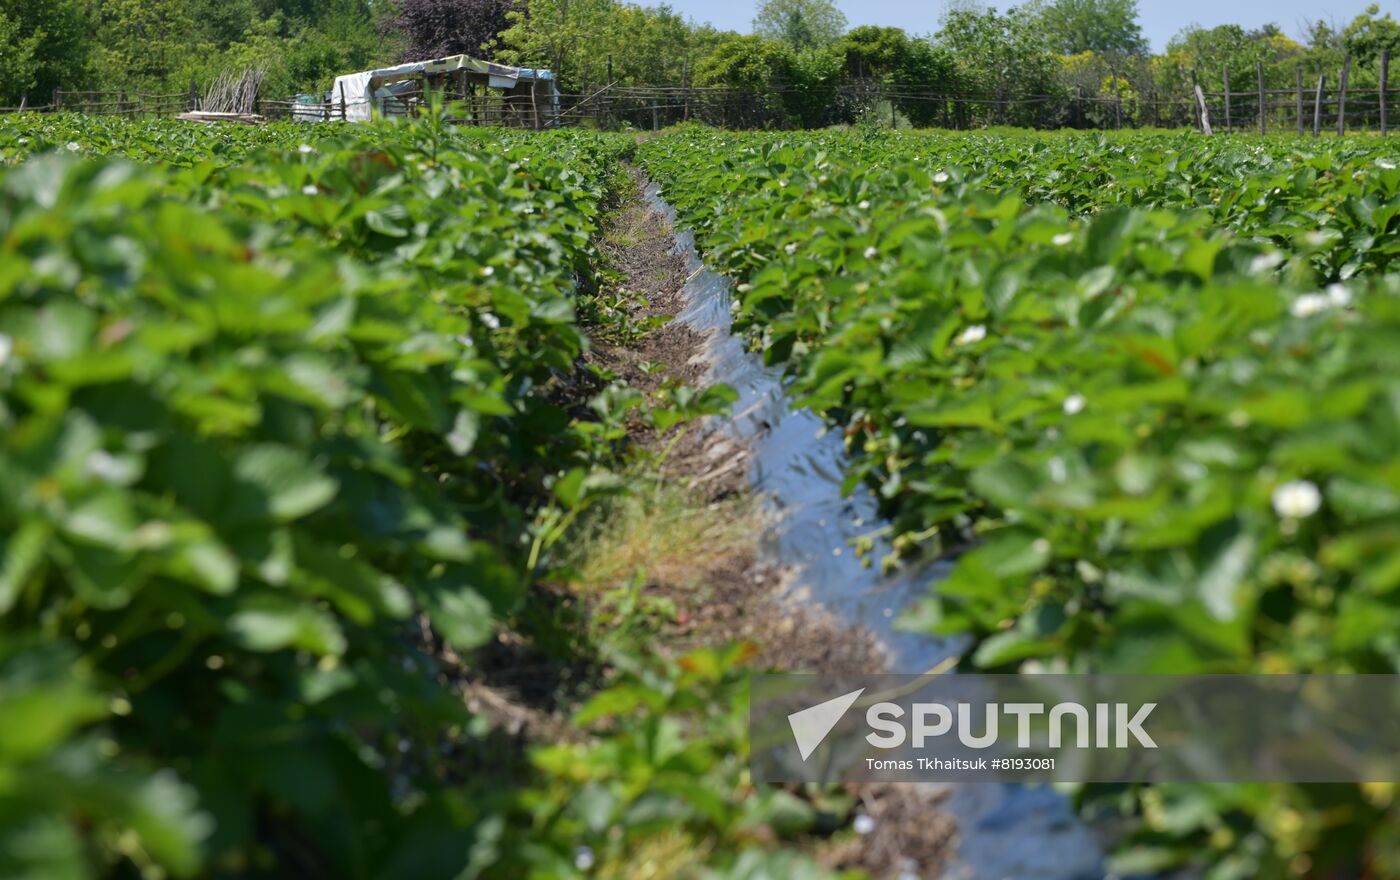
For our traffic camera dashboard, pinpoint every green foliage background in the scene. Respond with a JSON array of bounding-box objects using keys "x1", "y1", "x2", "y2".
[{"x1": 4, "y1": 0, "x2": 1399, "y2": 129}]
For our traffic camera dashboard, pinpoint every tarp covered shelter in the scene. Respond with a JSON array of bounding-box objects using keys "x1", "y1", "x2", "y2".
[{"x1": 331, "y1": 55, "x2": 559, "y2": 125}]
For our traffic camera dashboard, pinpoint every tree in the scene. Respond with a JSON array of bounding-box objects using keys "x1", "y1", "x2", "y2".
[
  {"x1": 836, "y1": 25, "x2": 913, "y2": 78},
  {"x1": 0, "y1": 12, "x2": 41, "y2": 105},
  {"x1": 936, "y1": 5, "x2": 1064, "y2": 125},
  {"x1": 3, "y1": 0, "x2": 90, "y2": 105},
  {"x1": 388, "y1": 0, "x2": 514, "y2": 61},
  {"x1": 1341, "y1": 4, "x2": 1400, "y2": 66},
  {"x1": 91, "y1": 0, "x2": 198, "y2": 89},
  {"x1": 692, "y1": 33, "x2": 795, "y2": 125},
  {"x1": 1164, "y1": 23, "x2": 1300, "y2": 90},
  {"x1": 498, "y1": 0, "x2": 614, "y2": 90},
  {"x1": 752, "y1": 0, "x2": 846, "y2": 51},
  {"x1": 694, "y1": 33, "x2": 793, "y2": 90},
  {"x1": 1037, "y1": 0, "x2": 1146, "y2": 56}
]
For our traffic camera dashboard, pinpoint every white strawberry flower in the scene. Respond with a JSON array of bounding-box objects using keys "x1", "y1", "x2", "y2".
[
  {"x1": 1062, "y1": 393, "x2": 1085, "y2": 414},
  {"x1": 954, "y1": 324, "x2": 987, "y2": 346},
  {"x1": 1289, "y1": 293, "x2": 1331, "y2": 317},
  {"x1": 297, "y1": 143, "x2": 315, "y2": 154},
  {"x1": 933, "y1": 171, "x2": 950, "y2": 183},
  {"x1": 85, "y1": 450, "x2": 128, "y2": 484},
  {"x1": 1272, "y1": 480, "x2": 1321, "y2": 519},
  {"x1": 785, "y1": 242, "x2": 798, "y2": 255},
  {"x1": 1053, "y1": 232, "x2": 1073, "y2": 246},
  {"x1": 480, "y1": 312, "x2": 501, "y2": 330},
  {"x1": 574, "y1": 846, "x2": 595, "y2": 871},
  {"x1": 301, "y1": 184, "x2": 319, "y2": 196},
  {"x1": 858, "y1": 199, "x2": 871, "y2": 210},
  {"x1": 863, "y1": 246, "x2": 878, "y2": 259},
  {"x1": 1325, "y1": 283, "x2": 1352, "y2": 307}
]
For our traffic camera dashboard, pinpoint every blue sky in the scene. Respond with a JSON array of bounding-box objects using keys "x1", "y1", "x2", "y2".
[{"x1": 667, "y1": 0, "x2": 1381, "y2": 51}]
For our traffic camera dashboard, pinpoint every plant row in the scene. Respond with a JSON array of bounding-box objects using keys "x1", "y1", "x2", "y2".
[
  {"x1": 638, "y1": 126, "x2": 1400, "y2": 878},
  {"x1": 0, "y1": 115, "x2": 848, "y2": 879}
]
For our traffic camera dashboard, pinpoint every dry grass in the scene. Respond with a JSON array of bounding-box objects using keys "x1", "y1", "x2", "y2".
[{"x1": 563, "y1": 473, "x2": 759, "y2": 595}]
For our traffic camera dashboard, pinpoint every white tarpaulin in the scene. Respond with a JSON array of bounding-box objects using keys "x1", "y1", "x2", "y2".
[
  {"x1": 332, "y1": 56, "x2": 560, "y2": 122},
  {"x1": 332, "y1": 62, "x2": 427, "y2": 120},
  {"x1": 330, "y1": 71, "x2": 374, "y2": 121}
]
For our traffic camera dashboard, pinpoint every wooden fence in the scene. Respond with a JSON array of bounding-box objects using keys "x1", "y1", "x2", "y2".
[{"x1": 1189, "y1": 52, "x2": 1395, "y2": 137}]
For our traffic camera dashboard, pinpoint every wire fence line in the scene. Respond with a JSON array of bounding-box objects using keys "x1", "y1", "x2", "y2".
[{"x1": 2, "y1": 61, "x2": 1396, "y2": 136}]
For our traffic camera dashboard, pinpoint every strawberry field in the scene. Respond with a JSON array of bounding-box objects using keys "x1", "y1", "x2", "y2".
[
  {"x1": 638, "y1": 127, "x2": 1400, "y2": 877},
  {"x1": 2, "y1": 111, "x2": 1400, "y2": 880}
]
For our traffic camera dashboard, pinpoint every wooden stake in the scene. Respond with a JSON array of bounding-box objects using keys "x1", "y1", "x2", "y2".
[
  {"x1": 1382, "y1": 49, "x2": 1390, "y2": 136},
  {"x1": 1113, "y1": 67, "x2": 1123, "y2": 129},
  {"x1": 1295, "y1": 64, "x2": 1304, "y2": 135},
  {"x1": 1223, "y1": 66, "x2": 1232, "y2": 132},
  {"x1": 1336, "y1": 55, "x2": 1351, "y2": 136},
  {"x1": 1314, "y1": 73, "x2": 1325, "y2": 137},
  {"x1": 1191, "y1": 70, "x2": 1201, "y2": 132},
  {"x1": 1257, "y1": 61, "x2": 1266, "y2": 134},
  {"x1": 1194, "y1": 81, "x2": 1213, "y2": 135}
]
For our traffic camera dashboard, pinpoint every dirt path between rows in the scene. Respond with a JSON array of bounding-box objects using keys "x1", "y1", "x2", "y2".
[
  {"x1": 429, "y1": 165, "x2": 958, "y2": 879},
  {"x1": 585, "y1": 165, "x2": 959, "y2": 879}
]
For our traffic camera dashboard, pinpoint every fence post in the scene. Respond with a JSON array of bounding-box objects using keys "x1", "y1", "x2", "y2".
[
  {"x1": 1336, "y1": 55, "x2": 1351, "y2": 136},
  {"x1": 1382, "y1": 49, "x2": 1390, "y2": 136},
  {"x1": 1256, "y1": 62, "x2": 1266, "y2": 135},
  {"x1": 339, "y1": 81, "x2": 347, "y2": 122},
  {"x1": 18, "y1": 93, "x2": 26, "y2": 111},
  {"x1": 1113, "y1": 69, "x2": 1123, "y2": 129},
  {"x1": 1194, "y1": 85, "x2": 1213, "y2": 134},
  {"x1": 1223, "y1": 66, "x2": 1232, "y2": 133},
  {"x1": 189, "y1": 79, "x2": 198, "y2": 112},
  {"x1": 53, "y1": 88, "x2": 60, "y2": 112},
  {"x1": 1191, "y1": 70, "x2": 1200, "y2": 131},
  {"x1": 1314, "y1": 73, "x2": 1325, "y2": 137},
  {"x1": 1295, "y1": 65, "x2": 1304, "y2": 135}
]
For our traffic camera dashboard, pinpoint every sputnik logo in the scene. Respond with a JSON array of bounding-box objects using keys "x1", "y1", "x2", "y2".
[{"x1": 787, "y1": 688, "x2": 864, "y2": 760}]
